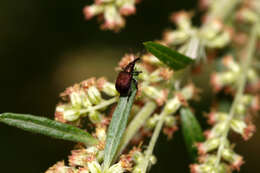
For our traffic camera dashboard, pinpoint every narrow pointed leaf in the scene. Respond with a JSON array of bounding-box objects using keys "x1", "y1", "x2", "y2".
[
  {"x1": 0, "y1": 113, "x2": 98, "y2": 146},
  {"x1": 103, "y1": 82, "x2": 137, "y2": 170},
  {"x1": 180, "y1": 108, "x2": 204, "y2": 161},
  {"x1": 143, "y1": 41, "x2": 194, "y2": 70}
]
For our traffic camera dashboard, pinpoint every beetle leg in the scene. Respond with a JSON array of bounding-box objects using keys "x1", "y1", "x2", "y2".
[
  {"x1": 126, "y1": 79, "x2": 138, "y2": 98},
  {"x1": 133, "y1": 70, "x2": 142, "y2": 76},
  {"x1": 133, "y1": 78, "x2": 138, "y2": 90}
]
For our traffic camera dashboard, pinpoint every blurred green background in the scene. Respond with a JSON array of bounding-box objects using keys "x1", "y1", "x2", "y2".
[{"x1": 1, "y1": 0, "x2": 259, "y2": 172}]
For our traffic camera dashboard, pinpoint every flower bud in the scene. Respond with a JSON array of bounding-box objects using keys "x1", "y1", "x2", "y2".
[
  {"x1": 164, "y1": 116, "x2": 177, "y2": 127},
  {"x1": 170, "y1": 11, "x2": 191, "y2": 30},
  {"x1": 207, "y1": 31, "x2": 231, "y2": 48},
  {"x1": 95, "y1": 127, "x2": 106, "y2": 142},
  {"x1": 107, "y1": 163, "x2": 125, "y2": 173},
  {"x1": 70, "y1": 92, "x2": 82, "y2": 107},
  {"x1": 68, "y1": 149, "x2": 87, "y2": 167},
  {"x1": 230, "y1": 119, "x2": 247, "y2": 135},
  {"x1": 241, "y1": 94, "x2": 253, "y2": 106},
  {"x1": 247, "y1": 68, "x2": 258, "y2": 83},
  {"x1": 103, "y1": 5, "x2": 125, "y2": 30},
  {"x1": 201, "y1": 19, "x2": 223, "y2": 40},
  {"x1": 148, "y1": 69, "x2": 164, "y2": 83},
  {"x1": 63, "y1": 108, "x2": 80, "y2": 122},
  {"x1": 86, "y1": 146, "x2": 99, "y2": 155},
  {"x1": 221, "y1": 148, "x2": 244, "y2": 171},
  {"x1": 222, "y1": 55, "x2": 240, "y2": 72},
  {"x1": 204, "y1": 122, "x2": 226, "y2": 139},
  {"x1": 142, "y1": 85, "x2": 167, "y2": 106},
  {"x1": 149, "y1": 155, "x2": 157, "y2": 165},
  {"x1": 164, "y1": 97, "x2": 181, "y2": 115},
  {"x1": 119, "y1": 1, "x2": 136, "y2": 16},
  {"x1": 190, "y1": 163, "x2": 216, "y2": 173},
  {"x1": 89, "y1": 110, "x2": 102, "y2": 124},
  {"x1": 132, "y1": 151, "x2": 144, "y2": 164},
  {"x1": 87, "y1": 86, "x2": 102, "y2": 104},
  {"x1": 207, "y1": 111, "x2": 228, "y2": 125},
  {"x1": 145, "y1": 114, "x2": 160, "y2": 129},
  {"x1": 87, "y1": 159, "x2": 102, "y2": 173},
  {"x1": 196, "y1": 138, "x2": 220, "y2": 155},
  {"x1": 142, "y1": 54, "x2": 162, "y2": 66},
  {"x1": 97, "y1": 78, "x2": 118, "y2": 96},
  {"x1": 163, "y1": 30, "x2": 189, "y2": 45},
  {"x1": 83, "y1": 5, "x2": 104, "y2": 20},
  {"x1": 236, "y1": 7, "x2": 258, "y2": 23},
  {"x1": 180, "y1": 84, "x2": 196, "y2": 100}
]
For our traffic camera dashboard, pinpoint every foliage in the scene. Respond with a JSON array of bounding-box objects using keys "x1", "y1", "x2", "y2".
[{"x1": 1, "y1": 0, "x2": 260, "y2": 173}]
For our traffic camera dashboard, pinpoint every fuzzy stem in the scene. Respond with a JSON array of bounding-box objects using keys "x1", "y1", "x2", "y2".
[
  {"x1": 214, "y1": 22, "x2": 258, "y2": 167},
  {"x1": 115, "y1": 101, "x2": 157, "y2": 159},
  {"x1": 141, "y1": 110, "x2": 168, "y2": 173},
  {"x1": 80, "y1": 97, "x2": 118, "y2": 114}
]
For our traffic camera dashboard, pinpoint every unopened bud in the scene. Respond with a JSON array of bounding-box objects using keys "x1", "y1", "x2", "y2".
[
  {"x1": 146, "y1": 114, "x2": 160, "y2": 129},
  {"x1": 87, "y1": 160, "x2": 101, "y2": 173},
  {"x1": 87, "y1": 86, "x2": 102, "y2": 104},
  {"x1": 236, "y1": 8, "x2": 258, "y2": 23},
  {"x1": 83, "y1": 5, "x2": 104, "y2": 20},
  {"x1": 62, "y1": 107, "x2": 80, "y2": 121},
  {"x1": 164, "y1": 97, "x2": 181, "y2": 115},
  {"x1": 230, "y1": 119, "x2": 246, "y2": 135},
  {"x1": 164, "y1": 116, "x2": 176, "y2": 127},
  {"x1": 221, "y1": 148, "x2": 244, "y2": 171},
  {"x1": 107, "y1": 163, "x2": 124, "y2": 173},
  {"x1": 207, "y1": 31, "x2": 231, "y2": 48},
  {"x1": 89, "y1": 110, "x2": 102, "y2": 124},
  {"x1": 163, "y1": 30, "x2": 189, "y2": 45},
  {"x1": 204, "y1": 122, "x2": 226, "y2": 139},
  {"x1": 197, "y1": 138, "x2": 220, "y2": 155}
]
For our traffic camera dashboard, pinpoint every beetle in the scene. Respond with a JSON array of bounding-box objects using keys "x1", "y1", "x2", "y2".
[{"x1": 115, "y1": 57, "x2": 141, "y2": 96}]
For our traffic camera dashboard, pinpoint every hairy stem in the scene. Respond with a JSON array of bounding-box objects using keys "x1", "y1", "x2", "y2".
[
  {"x1": 80, "y1": 97, "x2": 118, "y2": 114},
  {"x1": 141, "y1": 110, "x2": 168, "y2": 173}
]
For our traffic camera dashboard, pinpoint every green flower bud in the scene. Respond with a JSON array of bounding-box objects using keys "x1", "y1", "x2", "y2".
[
  {"x1": 89, "y1": 110, "x2": 102, "y2": 124},
  {"x1": 87, "y1": 86, "x2": 102, "y2": 104}
]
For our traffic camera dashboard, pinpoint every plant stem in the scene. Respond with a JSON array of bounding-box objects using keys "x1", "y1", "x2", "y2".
[
  {"x1": 214, "y1": 22, "x2": 258, "y2": 167},
  {"x1": 80, "y1": 97, "x2": 118, "y2": 114},
  {"x1": 141, "y1": 110, "x2": 168, "y2": 173}
]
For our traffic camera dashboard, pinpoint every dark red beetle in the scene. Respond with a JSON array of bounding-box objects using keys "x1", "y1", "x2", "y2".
[{"x1": 115, "y1": 58, "x2": 140, "y2": 96}]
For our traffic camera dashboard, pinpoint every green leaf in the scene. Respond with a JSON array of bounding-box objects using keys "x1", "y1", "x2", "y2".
[
  {"x1": 0, "y1": 113, "x2": 98, "y2": 146},
  {"x1": 103, "y1": 82, "x2": 137, "y2": 171},
  {"x1": 180, "y1": 108, "x2": 204, "y2": 161},
  {"x1": 143, "y1": 41, "x2": 194, "y2": 70}
]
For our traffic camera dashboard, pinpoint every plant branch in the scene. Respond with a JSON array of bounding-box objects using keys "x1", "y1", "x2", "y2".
[
  {"x1": 214, "y1": 22, "x2": 258, "y2": 167},
  {"x1": 80, "y1": 97, "x2": 118, "y2": 114},
  {"x1": 141, "y1": 110, "x2": 168, "y2": 173}
]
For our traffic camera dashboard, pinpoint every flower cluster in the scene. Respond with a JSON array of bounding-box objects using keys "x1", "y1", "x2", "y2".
[
  {"x1": 163, "y1": 11, "x2": 232, "y2": 51},
  {"x1": 49, "y1": 52, "x2": 195, "y2": 172},
  {"x1": 48, "y1": 0, "x2": 259, "y2": 172},
  {"x1": 190, "y1": 0, "x2": 260, "y2": 172},
  {"x1": 55, "y1": 77, "x2": 119, "y2": 125},
  {"x1": 236, "y1": 0, "x2": 260, "y2": 24},
  {"x1": 83, "y1": 0, "x2": 138, "y2": 31},
  {"x1": 46, "y1": 127, "x2": 140, "y2": 173},
  {"x1": 210, "y1": 55, "x2": 259, "y2": 93}
]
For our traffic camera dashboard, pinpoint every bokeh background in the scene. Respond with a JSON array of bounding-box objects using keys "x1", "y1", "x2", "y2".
[{"x1": 1, "y1": 0, "x2": 259, "y2": 172}]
